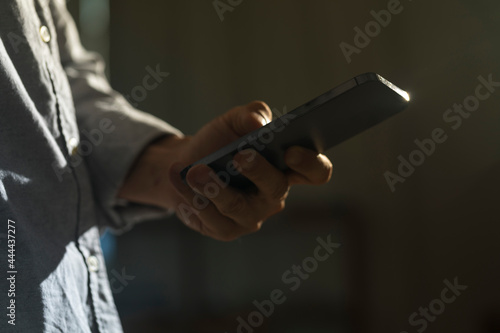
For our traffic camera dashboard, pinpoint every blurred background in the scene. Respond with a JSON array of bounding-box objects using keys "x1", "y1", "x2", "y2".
[{"x1": 69, "y1": 0, "x2": 500, "y2": 332}]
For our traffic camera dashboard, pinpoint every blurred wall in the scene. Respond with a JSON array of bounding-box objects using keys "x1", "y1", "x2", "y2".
[{"x1": 74, "y1": 0, "x2": 500, "y2": 332}]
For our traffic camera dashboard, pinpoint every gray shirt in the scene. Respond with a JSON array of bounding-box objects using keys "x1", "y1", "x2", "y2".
[{"x1": 0, "y1": 0, "x2": 181, "y2": 331}]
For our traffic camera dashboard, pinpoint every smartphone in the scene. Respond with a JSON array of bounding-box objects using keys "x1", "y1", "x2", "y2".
[{"x1": 180, "y1": 73, "x2": 410, "y2": 189}]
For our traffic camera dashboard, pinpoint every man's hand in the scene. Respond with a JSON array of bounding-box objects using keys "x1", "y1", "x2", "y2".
[{"x1": 118, "y1": 101, "x2": 332, "y2": 241}]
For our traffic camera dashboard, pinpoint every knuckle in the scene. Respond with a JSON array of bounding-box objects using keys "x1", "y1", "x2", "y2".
[
  {"x1": 228, "y1": 105, "x2": 244, "y2": 114},
  {"x1": 247, "y1": 221, "x2": 263, "y2": 233},
  {"x1": 219, "y1": 194, "x2": 246, "y2": 217},
  {"x1": 274, "y1": 200, "x2": 286, "y2": 213},
  {"x1": 269, "y1": 180, "x2": 290, "y2": 201}
]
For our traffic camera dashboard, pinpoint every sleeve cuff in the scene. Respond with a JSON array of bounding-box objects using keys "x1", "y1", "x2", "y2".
[{"x1": 79, "y1": 99, "x2": 182, "y2": 232}]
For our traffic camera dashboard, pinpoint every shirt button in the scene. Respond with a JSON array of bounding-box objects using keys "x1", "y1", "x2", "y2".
[
  {"x1": 86, "y1": 255, "x2": 100, "y2": 272},
  {"x1": 69, "y1": 137, "x2": 79, "y2": 156},
  {"x1": 39, "y1": 25, "x2": 51, "y2": 43}
]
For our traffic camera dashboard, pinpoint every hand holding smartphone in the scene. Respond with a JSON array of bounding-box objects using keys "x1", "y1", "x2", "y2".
[{"x1": 181, "y1": 73, "x2": 410, "y2": 189}]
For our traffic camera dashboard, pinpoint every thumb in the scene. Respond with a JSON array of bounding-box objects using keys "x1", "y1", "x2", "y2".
[{"x1": 224, "y1": 101, "x2": 272, "y2": 136}]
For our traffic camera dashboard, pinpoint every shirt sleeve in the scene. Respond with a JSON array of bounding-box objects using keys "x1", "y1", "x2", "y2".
[{"x1": 48, "y1": 0, "x2": 182, "y2": 231}]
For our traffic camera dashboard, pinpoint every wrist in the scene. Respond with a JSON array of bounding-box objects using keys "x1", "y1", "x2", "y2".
[{"x1": 117, "y1": 134, "x2": 192, "y2": 210}]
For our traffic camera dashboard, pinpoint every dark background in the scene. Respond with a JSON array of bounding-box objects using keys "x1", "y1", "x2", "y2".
[{"x1": 69, "y1": 0, "x2": 500, "y2": 332}]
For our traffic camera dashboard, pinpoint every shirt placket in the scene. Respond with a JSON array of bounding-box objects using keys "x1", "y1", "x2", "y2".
[{"x1": 36, "y1": 9, "x2": 105, "y2": 333}]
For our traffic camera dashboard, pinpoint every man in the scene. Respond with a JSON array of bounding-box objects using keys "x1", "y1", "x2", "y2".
[{"x1": 0, "y1": 0, "x2": 332, "y2": 331}]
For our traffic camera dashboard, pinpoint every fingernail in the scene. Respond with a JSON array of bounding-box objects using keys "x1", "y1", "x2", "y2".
[
  {"x1": 258, "y1": 112, "x2": 270, "y2": 126},
  {"x1": 286, "y1": 148, "x2": 303, "y2": 166},
  {"x1": 247, "y1": 112, "x2": 269, "y2": 132}
]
